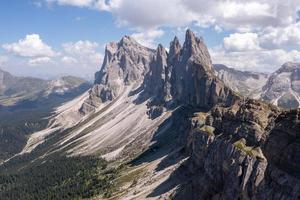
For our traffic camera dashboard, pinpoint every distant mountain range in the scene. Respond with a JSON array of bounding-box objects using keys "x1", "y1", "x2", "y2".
[
  {"x1": 261, "y1": 62, "x2": 300, "y2": 109},
  {"x1": 0, "y1": 69, "x2": 90, "y2": 106},
  {"x1": 0, "y1": 69, "x2": 91, "y2": 160},
  {"x1": 214, "y1": 63, "x2": 300, "y2": 109}
]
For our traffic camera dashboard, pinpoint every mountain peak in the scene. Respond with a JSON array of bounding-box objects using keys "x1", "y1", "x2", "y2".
[
  {"x1": 156, "y1": 44, "x2": 166, "y2": 54},
  {"x1": 173, "y1": 36, "x2": 180, "y2": 43},
  {"x1": 185, "y1": 28, "x2": 196, "y2": 41},
  {"x1": 105, "y1": 41, "x2": 118, "y2": 55},
  {"x1": 182, "y1": 29, "x2": 212, "y2": 71},
  {"x1": 119, "y1": 35, "x2": 140, "y2": 47},
  {"x1": 168, "y1": 36, "x2": 181, "y2": 62}
]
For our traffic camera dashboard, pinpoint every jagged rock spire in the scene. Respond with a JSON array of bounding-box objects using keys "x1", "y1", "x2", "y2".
[
  {"x1": 182, "y1": 29, "x2": 213, "y2": 71},
  {"x1": 119, "y1": 35, "x2": 140, "y2": 48},
  {"x1": 168, "y1": 36, "x2": 181, "y2": 63},
  {"x1": 168, "y1": 29, "x2": 239, "y2": 108},
  {"x1": 82, "y1": 29, "x2": 239, "y2": 114}
]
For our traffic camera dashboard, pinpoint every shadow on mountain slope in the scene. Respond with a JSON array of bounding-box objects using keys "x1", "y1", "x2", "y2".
[{"x1": 129, "y1": 106, "x2": 192, "y2": 168}]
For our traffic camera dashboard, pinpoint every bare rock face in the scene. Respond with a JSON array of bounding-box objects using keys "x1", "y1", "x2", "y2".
[
  {"x1": 265, "y1": 109, "x2": 300, "y2": 179},
  {"x1": 143, "y1": 30, "x2": 240, "y2": 109},
  {"x1": 81, "y1": 36, "x2": 155, "y2": 113},
  {"x1": 261, "y1": 62, "x2": 300, "y2": 109},
  {"x1": 82, "y1": 30, "x2": 240, "y2": 114},
  {"x1": 176, "y1": 99, "x2": 300, "y2": 200},
  {"x1": 143, "y1": 44, "x2": 170, "y2": 104},
  {"x1": 169, "y1": 30, "x2": 239, "y2": 108}
]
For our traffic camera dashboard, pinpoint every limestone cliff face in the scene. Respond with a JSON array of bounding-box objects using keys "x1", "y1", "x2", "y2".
[
  {"x1": 143, "y1": 44, "x2": 170, "y2": 104},
  {"x1": 80, "y1": 36, "x2": 155, "y2": 113},
  {"x1": 178, "y1": 100, "x2": 300, "y2": 200},
  {"x1": 169, "y1": 30, "x2": 239, "y2": 108},
  {"x1": 142, "y1": 30, "x2": 240, "y2": 109},
  {"x1": 82, "y1": 29, "x2": 240, "y2": 114}
]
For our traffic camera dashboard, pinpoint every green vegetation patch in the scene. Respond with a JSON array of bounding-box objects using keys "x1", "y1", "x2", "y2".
[
  {"x1": 233, "y1": 139, "x2": 266, "y2": 160},
  {"x1": 0, "y1": 156, "x2": 118, "y2": 200},
  {"x1": 195, "y1": 125, "x2": 215, "y2": 136}
]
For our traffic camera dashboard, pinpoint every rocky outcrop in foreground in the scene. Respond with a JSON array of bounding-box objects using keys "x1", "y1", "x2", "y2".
[{"x1": 177, "y1": 99, "x2": 300, "y2": 200}]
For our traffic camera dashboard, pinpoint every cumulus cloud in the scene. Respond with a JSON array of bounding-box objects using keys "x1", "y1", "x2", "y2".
[
  {"x1": 2, "y1": 34, "x2": 103, "y2": 79},
  {"x1": 61, "y1": 56, "x2": 78, "y2": 65},
  {"x1": 260, "y1": 22, "x2": 300, "y2": 48},
  {"x1": 2, "y1": 34, "x2": 56, "y2": 57},
  {"x1": 62, "y1": 40, "x2": 102, "y2": 66},
  {"x1": 63, "y1": 40, "x2": 98, "y2": 55},
  {"x1": 47, "y1": 0, "x2": 94, "y2": 7},
  {"x1": 223, "y1": 33, "x2": 260, "y2": 52},
  {"x1": 28, "y1": 57, "x2": 51, "y2": 66},
  {"x1": 45, "y1": 0, "x2": 300, "y2": 53},
  {"x1": 93, "y1": 0, "x2": 300, "y2": 31},
  {"x1": 211, "y1": 48, "x2": 300, "y2": 72},
  {"x1": 131, "y1": 29, "x2": 164, "y2": 48}
]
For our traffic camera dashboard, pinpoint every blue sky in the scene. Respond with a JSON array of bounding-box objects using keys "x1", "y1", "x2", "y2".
[{"x1": 0, "y1": 0, "x2": 300, "y2": 80}]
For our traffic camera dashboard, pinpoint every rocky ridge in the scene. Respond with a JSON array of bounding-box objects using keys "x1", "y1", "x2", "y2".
[
  {"x1": 81, "y1": 36, "x2": 155, "y2": 113},
  {"x1": 179, "y1": 99, "x2": 299, "y2": 199}
]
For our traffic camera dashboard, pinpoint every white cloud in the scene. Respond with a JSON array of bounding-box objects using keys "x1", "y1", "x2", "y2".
[
  {"x1": 91, "y1": 0, "x2": 300, "y2": 31},
  {"x1": 260, "y1": 22, "x2": 300, "y2": 48},
  {"x1": 33, "y1": 1, "x2": 43, "y2": 7},
  {"x1": 103, "y1": 0, "x2": 197, "y2": 29},
  {"x1": 2, "y1": 36, "x2": 103, "y2": 79},
  {"x1": 131, "y1": 29, "x2": 164, "y2": 48},
  {"x1": 211, "y1": 47, "x2": 300, "y2": 72},
  {"x1": 62, "y1": 40, "x2": 102, "y2": 66},
  {"x1": 223, "y1": 33, "x2": 260, "y2": 52},
  {"x1": 2, "y1": 34, "x2": 56, "y2": 57},
  {"x1": 63, "y1": 40, "x2": 98, "y2": 55},
  {"x1": 47, "y1": 0, "x2": 94, "y2": 7},
  {"x1": 212, "y1": 26, "x2": 300, "y2": 72},
  {"x1": 45, "y1": 0, "x2": 300, "y2": 54},
  {"x1": 28, "y1": 57, "x2": 51, "y2": 66},
  {"x1": 61, "y1": 56, "x2": 78, "y2": 65},
  {"x1": 44, "y1": 0, "x2": 300, "y2": 58},
  {"x1": 214, "y1": 25, "x2": 222, "y2": 33}
]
